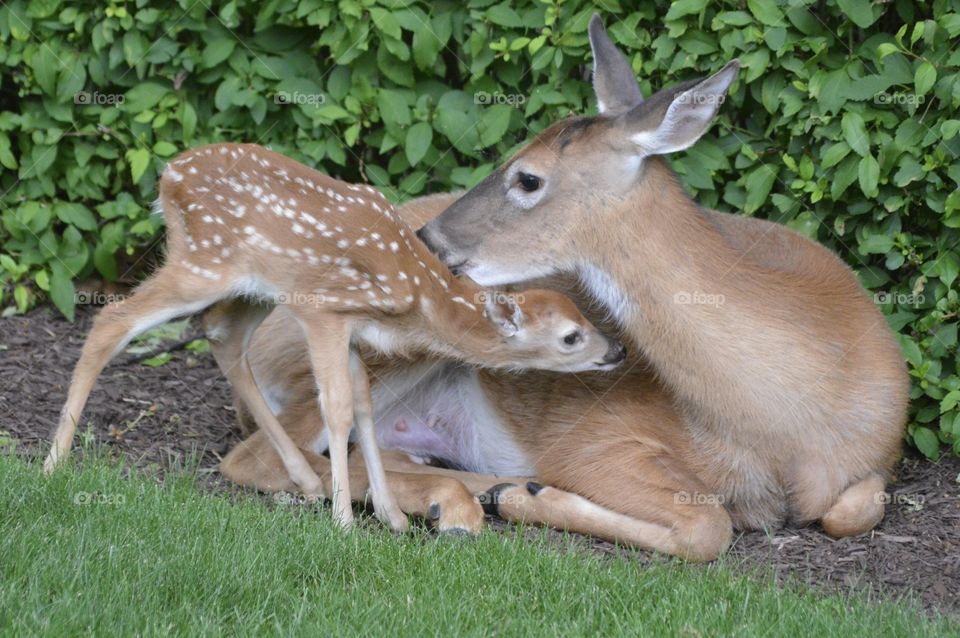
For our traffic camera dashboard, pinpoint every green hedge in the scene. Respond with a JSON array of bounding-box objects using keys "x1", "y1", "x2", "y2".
[{"x1": 1, "y1": 0, "x2": 959, "y2": 458}]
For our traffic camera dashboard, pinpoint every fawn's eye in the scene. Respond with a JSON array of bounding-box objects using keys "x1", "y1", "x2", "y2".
[
  {"x1": 563, "y1": 330, "x2": 582, "y2": 346},
  {"x1": 517, "y1": 172, "x2": 542, "y2": 193}
]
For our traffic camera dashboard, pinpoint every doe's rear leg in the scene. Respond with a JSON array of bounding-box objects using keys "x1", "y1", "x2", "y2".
[
  {"x1": 820, "y1": 473, "x2": 887, "y2": 537},
  {"x1": 45, "y1": 269, "x2": 219, "y2": 473}
]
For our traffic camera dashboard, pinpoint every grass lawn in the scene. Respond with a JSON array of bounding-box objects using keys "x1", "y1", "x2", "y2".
[{"x1": 1, "y1": 453, "x2": 955, "y2": 637}]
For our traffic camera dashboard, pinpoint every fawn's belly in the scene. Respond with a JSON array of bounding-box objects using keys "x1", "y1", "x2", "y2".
[{"x1": 369, "y1": 363, "x2": 535, "y2": 477}]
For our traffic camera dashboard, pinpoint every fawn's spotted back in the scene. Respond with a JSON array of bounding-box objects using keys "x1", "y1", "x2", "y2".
[{"x1": 159, "y1": 143, "x2": 478, "y2": 314}]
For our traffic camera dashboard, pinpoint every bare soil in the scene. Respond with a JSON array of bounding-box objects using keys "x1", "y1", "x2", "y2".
[{"x1": 2, "y1": 304, "x2": 957, "y2": 617}]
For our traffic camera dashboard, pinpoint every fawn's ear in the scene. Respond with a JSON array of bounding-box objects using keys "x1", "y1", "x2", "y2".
[
  {"x1": 484, "y1": 293, "x2": 524, "y2": 337},
  {"x1": 588, "y1": 14, "x2": 643, "y2": 115},
  {"x1": 625, "y1": 60, "x2": 739, "y2": 156}
]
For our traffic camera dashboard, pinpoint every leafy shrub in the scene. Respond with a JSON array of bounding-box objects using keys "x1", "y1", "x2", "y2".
[{"x1": 0, "y1": 0, "x2": 958, "y2": 458}]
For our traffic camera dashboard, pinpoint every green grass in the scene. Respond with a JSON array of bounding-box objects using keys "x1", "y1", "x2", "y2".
[{"x1": 1, "y1": 454, "x2": 955, "y2": 637}]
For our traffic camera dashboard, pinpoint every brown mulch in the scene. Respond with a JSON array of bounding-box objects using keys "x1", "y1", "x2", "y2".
[{"x1": 2, "y1": 304, "x2": 958, "y2": 617}]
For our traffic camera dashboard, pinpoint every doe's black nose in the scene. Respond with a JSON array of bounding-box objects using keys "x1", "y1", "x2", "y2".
[{"x1": 415, "y1": 227, "x2": 433, "y2": 250}]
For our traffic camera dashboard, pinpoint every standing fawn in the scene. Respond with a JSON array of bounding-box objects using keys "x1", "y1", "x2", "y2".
[{"x1": 44, "y1": 143, "x2": 625, "y2": 531}]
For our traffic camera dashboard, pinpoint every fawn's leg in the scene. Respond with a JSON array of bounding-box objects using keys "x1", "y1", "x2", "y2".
[
  {"x1": 347, "y1": 350, "x2": 408, "y2": 532},
  {"x1": 204, "y1": 300, "x2": 325, "y2": 498},
  {"x1": 297, "y1": 316, "x2": 355, "y2": 529},
  {"x1": 45, "y1": 270, "x2": 219, "y2": 473}
]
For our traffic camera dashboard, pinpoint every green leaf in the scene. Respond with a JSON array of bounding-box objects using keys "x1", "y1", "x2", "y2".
[
  {"x1": 893, "y1": 157, "x2": 924, "y2": 186},
  {"x1": 123, "y1": 83, "x2": 170, "y2": 112},
  {"x1": 487, "y1": 3, "x2": 523, "y2": 28},
  {"x1": 14, "y1": 285, "x2": 30, "y2": 313},
  {"x1": 93, "y1": 243, "x2": 118, "y2": 281},
  {"x1": 49, "y1": 262, "x2": 75, "y2": 321},
  {"x1": 369, "y1": 8, "x2": 402, "y2": 40},
  {"x1": 857, "y1": 154, "x2": 880, "y2": 197},
  {"x1": 377, "y1": 89, "x2": 411, "y2": 127},
  {"x1": 665, "y1": 0, "x2": 709, "y2": 20},
  {"x1": 126, "y1": 148, "x2": 151, "y2": 184},
  {"x1": 744, "y1": 165, "x2": 777, "y2": 213},
  {"x1": 858, "y1": 234, "x2": 894, "y2": 254},
  {"x1": 841, "y1": 112, "x2": 870, "y2": 157},
  {"x1": 876, "y1": 43, "x2": 899, "y2": 58},
  {"x1": 478, "y1": 105, "x2": 512, "y2": 147},
  {"x1": 54, "y1": 203, "x2": 97, "y2": 231},
  {"x1": 938, "y1": 252, "x2": 960, "y2": 287},
  {"x1": 142, "y1": 353, "x2": 173, "y2": 367},
  {"x1": 837, "y1": 0, "x2": 877, "y2": 28},
  {"x1": 912, "y1": 426, "x2": 940, "y2": 460},
  {"x1": 201, "y1": 38, "x2": 236, "y2": 68},
  {"x1": 180, "y1": 102, "x2": 197, "y2": 141},
  {"x1": 30, "y1": 45, "x2": 58, "y2": 95},
  {"x1": 914, "y1": 62, "x2": 936, "y2": 96},
  {"x1": 412, "y1": 24, "x2": 442, "y2": 71},
  {"x1": 941, "y1": 390, "x2": 960, "y2": 414},
  {"x1": 746, "y1": 0, "x2": 785, "y2": 26},
  {"x1": 821, "y1": 142, "x2": 850, "y2": 168},
  {"x1": 942, "y1": 120, "x2": 960, "y2": 140},
  {"x1": 153, "y1": 141, "x2": 178, "y2": 157},
  {"x1": 405, "y1": 122, "x2": 433, "y2": 166}
]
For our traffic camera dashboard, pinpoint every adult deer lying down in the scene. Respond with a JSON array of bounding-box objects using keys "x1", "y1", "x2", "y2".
[
  {"x1": 43, "y1": 143, "x2": 625, "y2": 530},
  {"x1": 220, "y1": 16, "x2": 908, "y2": 559},
  {"x1": 417, "y1": 17, "x2": 908, "y2": 540}
]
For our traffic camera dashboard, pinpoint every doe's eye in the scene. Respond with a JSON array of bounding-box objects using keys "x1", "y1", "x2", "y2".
[
  {"x1": 517, "y1": 172, "x2": 542, "y2": 192},
  {"x1": 563, "y1": 331, "x2": 582, "y2": 346}
]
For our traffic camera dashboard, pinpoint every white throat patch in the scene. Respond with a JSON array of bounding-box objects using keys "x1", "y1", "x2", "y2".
[{"x1": 578, "y1": 263, "x2": 635, "y2": 325}]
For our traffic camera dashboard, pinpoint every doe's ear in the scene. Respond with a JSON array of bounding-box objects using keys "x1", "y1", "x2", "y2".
[
  {"x1": 483, "y1": 292, "x2": 524, "y2": 337},
  {"x1": 588, "y1": 14, "x2": 643, "y2": 115},
  {"x1": 628, "y1": 60, "x2": 739, "y2": 156}
]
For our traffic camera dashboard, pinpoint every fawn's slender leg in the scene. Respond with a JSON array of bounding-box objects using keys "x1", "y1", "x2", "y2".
[
  {"x1": 297, "y1": 316, "x2": 356, "y2": 528},
  {"x1": 45, "y1": 270, "x2": 219, "y2": 473},
  {"x1": 204, "y1": 300, "x2": 325, "y2": 498},
  {"x1": 348, "y1": 350, "x2": 408, "y2": 532}
]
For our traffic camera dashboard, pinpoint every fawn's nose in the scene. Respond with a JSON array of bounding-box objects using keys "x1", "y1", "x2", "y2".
[{"x1": 603, "y1": 338, "x2": 627, "y2": 365}]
